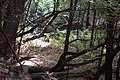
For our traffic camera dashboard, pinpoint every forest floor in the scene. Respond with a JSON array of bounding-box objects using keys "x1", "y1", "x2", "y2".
[{"x1": 17, "y1": 38, "x2": 118, "y2": 80}]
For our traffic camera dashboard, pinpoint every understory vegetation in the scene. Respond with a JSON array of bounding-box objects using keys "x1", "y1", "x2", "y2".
[{"x1": 0, "y1": 0, "x2": 120, "y2": 80}]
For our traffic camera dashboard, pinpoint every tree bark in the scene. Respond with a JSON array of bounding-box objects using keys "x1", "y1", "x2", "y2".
[
  {"x1": 92, "y1": 45, "x2": 120, "y2": 80},
  {"x1": 105, "y1": 19, "x2": 114, "y2": 80},
  {"x1": 116, "y1": 56, "x2": 120, "y2": 80},
  {"x1": 0, "y1": 0, "x2": 26, "y2": 59}
]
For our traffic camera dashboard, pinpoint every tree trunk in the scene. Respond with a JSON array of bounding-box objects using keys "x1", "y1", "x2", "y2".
[
  {"x1": 116, "y1": 56, "x2": 120, "y2": 80},
  {"x1": 0, "y1": 0, "x2": 26, "y2": 59},
  {"x1": 105, "y1": 19, "x2": 115, "y2": 80}
]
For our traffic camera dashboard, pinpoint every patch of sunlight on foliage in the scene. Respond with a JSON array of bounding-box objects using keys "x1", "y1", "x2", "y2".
[
  {"x1": 70, "y1": 40, "x2": 84, "y2": 52},
  {"x1": 28, "y1": 46, "x2": 39, "y2": 52},
  {"x1": 35, "y1": 0, "x2": 54, "y2": 14},
  {"x1": 46, "y1": 29, "x2": 92, "y2": 49},
  {"x1": 50, "y1": 39, "x2": 63, "y2": 47},
  {"x1": 85, "y1": 52, "x2": 96, "y2": 59},
  {"x1": 44, "y1": 30, "x2": 66, "y2": 47},
  {"x1": 69, "y1": 30, "x2": 78, "y2": 41},
  {"x1": 70, "y1": 29, "x2": 91, "y2": 41},
  {"x1": 59, "y1": 0, "x2": 70, "y2": 10},
  {"x1": 95, "y1": 29, "x2": 106, "y2": 41},
  {"x1": 81, "y1": 29, "x2": 91, "y2": 40}
]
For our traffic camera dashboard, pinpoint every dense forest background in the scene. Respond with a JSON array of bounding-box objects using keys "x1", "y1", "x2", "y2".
[{"x1": 0, "y1": 0, "x2": 120, "y2": 80}]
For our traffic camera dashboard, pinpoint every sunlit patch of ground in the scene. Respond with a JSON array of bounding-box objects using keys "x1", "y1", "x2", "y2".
[
  {"x1": 20, "y1": 38, "x2": 50, "y2": 53},
  {"x1": 17, "y1": 38, "x2": 119, "y2": 80},
  {"x1": 17, "y1": 38, "x2": 58, "y2": 67},
  {"x1": 30, "y1": 38, "x2": 50, "y2": 47},
  {"x1": 16, "y1": 56, "x2": 57, "y2": 68}
]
